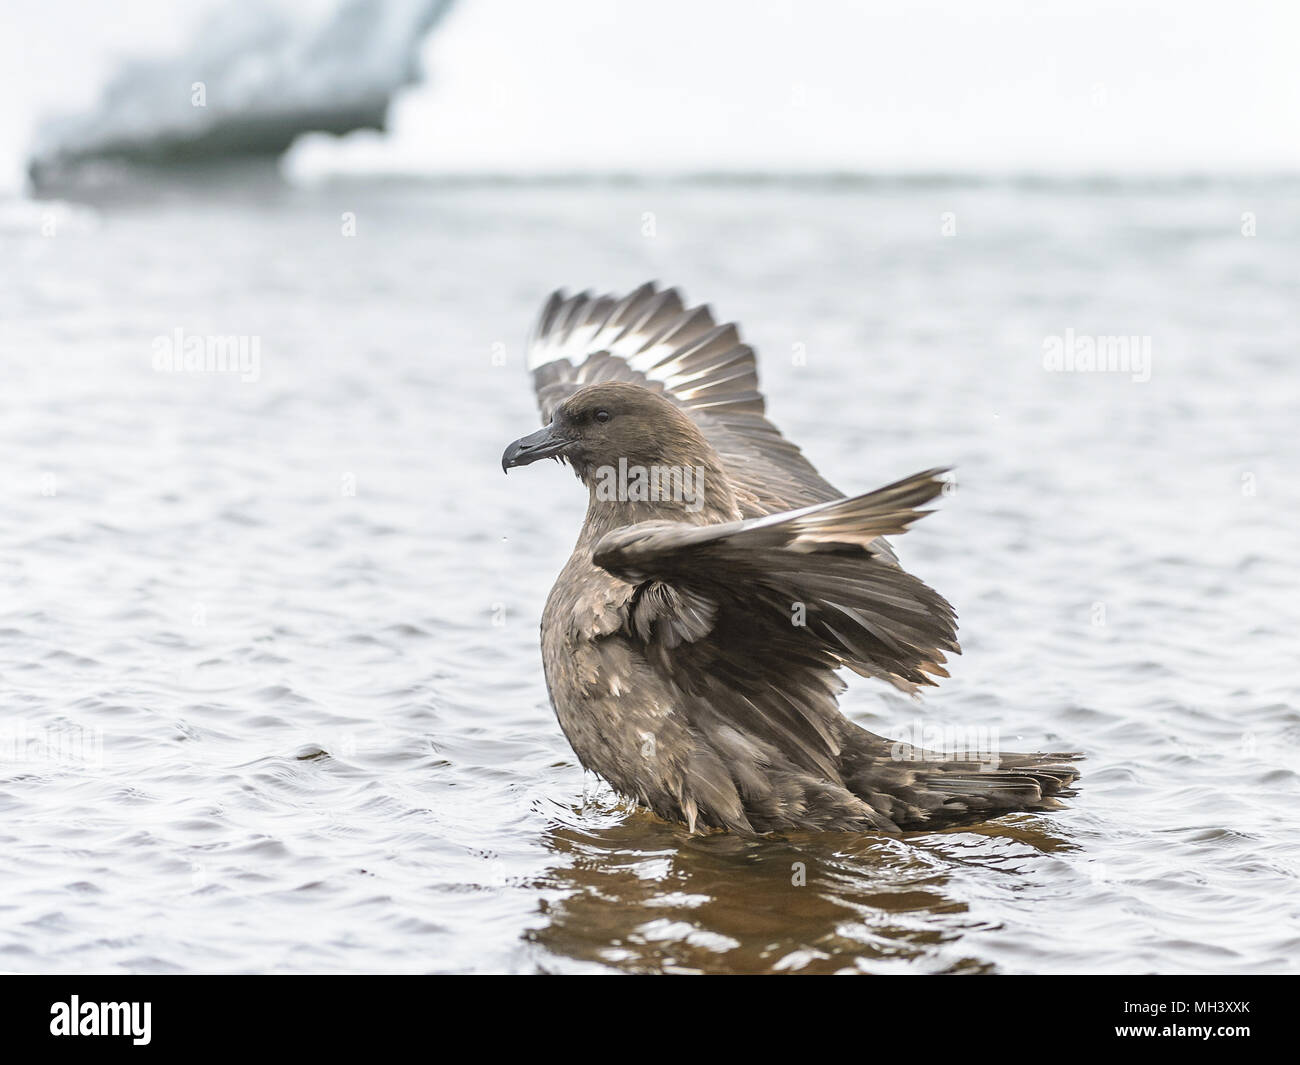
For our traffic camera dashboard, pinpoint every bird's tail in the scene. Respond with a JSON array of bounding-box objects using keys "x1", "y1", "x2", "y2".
[{"x1": 843, "y1": 732, "x2": 1081, "y2": 831}]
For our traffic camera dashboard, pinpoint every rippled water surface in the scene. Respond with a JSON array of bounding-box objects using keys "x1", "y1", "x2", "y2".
[{"x1": 1, "y1": 176, "x2": 1298, "y2": 973}]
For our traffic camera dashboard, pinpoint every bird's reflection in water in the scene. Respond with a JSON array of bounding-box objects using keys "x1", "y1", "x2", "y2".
[{"x1": 528, "y1": 797, "x2": 1077, "y2": 974}]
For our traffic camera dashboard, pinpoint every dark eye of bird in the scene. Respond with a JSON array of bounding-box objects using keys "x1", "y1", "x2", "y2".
[{"x1": 594, "y1": 409, "x2": 611, "y2": 423}]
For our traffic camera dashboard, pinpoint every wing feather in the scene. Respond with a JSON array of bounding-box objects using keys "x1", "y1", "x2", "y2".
[
  {"x1": 528, "y1": 282, "x2": 840, "y2": 516},
  {"x1": 592, "y1": 468, "x2": 959, "y2": 693}
]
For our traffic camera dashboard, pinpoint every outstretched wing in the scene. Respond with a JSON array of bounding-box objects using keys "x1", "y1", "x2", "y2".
[
  {"x1": 528, "y1": 282, "x2": 841, "y2": 516},
  {"x1": 589, "y1": 468, "x2": 977, "y2": 833},
  {"x1": 592, "y1": 468, "x2": 959, "y2": 695}
]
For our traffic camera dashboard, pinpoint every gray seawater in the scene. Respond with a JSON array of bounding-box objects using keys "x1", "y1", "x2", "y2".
[{"x1": 1, "y1": 175, "x2": 1297, "y2": 974}]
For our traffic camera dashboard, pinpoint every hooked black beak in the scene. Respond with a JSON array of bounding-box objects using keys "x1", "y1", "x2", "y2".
[{"x1": 501, "y1": 422, "x2": 570, "y2": 472}]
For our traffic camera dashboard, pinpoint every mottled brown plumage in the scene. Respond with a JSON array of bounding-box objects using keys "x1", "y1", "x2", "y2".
[{"x1": 503, "y1": 282, "x2": 1078, "y2": 834}]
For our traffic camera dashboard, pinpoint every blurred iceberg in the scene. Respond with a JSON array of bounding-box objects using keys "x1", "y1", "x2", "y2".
[{"x1": 27, "y1": 0, "x2": 455, "y2": 194}]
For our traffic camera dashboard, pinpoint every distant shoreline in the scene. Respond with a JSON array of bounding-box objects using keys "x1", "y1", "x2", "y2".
[{"x1": 18, "y1": 165, "x2": 1299, "y2": 203}]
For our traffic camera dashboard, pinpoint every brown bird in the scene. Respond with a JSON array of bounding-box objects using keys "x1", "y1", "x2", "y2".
[{"x1": 503, "y1": 282, "x2": 1077, "y2": 834}]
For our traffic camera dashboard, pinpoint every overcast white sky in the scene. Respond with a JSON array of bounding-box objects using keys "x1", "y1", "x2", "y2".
[{"x1": 3, "y1": 0, "x2": 1297, "y2": 190}]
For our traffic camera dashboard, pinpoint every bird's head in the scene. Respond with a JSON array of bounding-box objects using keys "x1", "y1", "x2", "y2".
[{"x1": 502, "y1": 382, "x2": 732, "y2": 518}]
